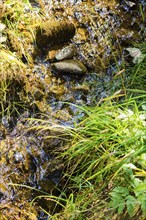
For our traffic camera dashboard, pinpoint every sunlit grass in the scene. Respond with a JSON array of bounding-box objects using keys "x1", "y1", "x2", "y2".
[
  {"x1": 26, "y1": 92, "x2": 145, "y2": 219},
  {"x1": 56, "y1": 95, "x2": 145, "y2": 219}
]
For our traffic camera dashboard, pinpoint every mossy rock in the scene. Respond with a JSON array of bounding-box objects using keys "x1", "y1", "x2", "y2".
[{"x1": 36, "y1": 20, "x2": 75, "y2": 48}]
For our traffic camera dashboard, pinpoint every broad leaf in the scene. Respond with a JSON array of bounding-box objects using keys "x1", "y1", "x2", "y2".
[{"x1": 111, "y1": 186, "x2": 129, "y2": 197}]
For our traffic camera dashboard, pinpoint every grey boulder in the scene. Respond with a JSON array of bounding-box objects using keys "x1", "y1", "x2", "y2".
[{"x1": 51, "y1": 59, "x2": 87, "y2": 75}]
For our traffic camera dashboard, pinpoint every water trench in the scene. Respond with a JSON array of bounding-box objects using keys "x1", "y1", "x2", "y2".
[{"x1": 0, "y1": 0, "x2": 146, "y2": 219}]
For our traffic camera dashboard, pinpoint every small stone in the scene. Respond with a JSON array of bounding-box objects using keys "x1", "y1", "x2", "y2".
[
  {"x1": 55, "y1": 45, "x2": 76, "y2": 61},
  {"x1": 51, "y1": 59, "x2": 87, "y2": 75}
]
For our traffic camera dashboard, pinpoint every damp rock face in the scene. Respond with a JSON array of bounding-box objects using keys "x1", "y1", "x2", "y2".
[
  {"x1": 36, "y1": 20, "x2": 75, "y2": 47},
  {"x1": 51, "y1": 59, "x2": 87, "y2": 75}
]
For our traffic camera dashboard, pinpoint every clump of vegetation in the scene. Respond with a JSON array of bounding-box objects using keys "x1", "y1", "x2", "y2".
[
  {"x1": 33, "y1": 93, "x2": 145, "y2": 219},
  {"x1": 0, "y1": 0, "x2": 37, "y2": 118},
  {"x1": 51, "y1": 53, "x2": 146, "y2": 219},
  {"x1": 0, "y1": 0, "x2": 41, "y2": 61},
  {"x1": 0, "y1": 49, "x2": 28, "y2": 117}
]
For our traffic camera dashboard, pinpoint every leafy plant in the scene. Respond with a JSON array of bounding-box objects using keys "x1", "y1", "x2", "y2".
[
  {"x1": 109, "y1": 147, "x2": 146, "y2": 217},
  {"x1": 109, "y1": 179, "x2": 146, "y2": 217}
]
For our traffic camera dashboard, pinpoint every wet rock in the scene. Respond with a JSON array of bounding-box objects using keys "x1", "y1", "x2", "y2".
[
  {"x1": 36, "y1": 20, "x2": 75, "y2": 48},
  {"x1": 55, "y1": 44, "x2": 76, "y2": 61},
  {"x1": 51, "y1": 59, "x2": 87, "y2": 75}
]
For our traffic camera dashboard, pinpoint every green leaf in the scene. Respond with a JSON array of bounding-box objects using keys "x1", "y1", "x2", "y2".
[
  {"x1": 118, "y1": 202, "x2": 125, "y2": 214},
  {"x1": 138, "y1": 194, "x2": 146, "y2": 215},
  {"x1": 109, "y1": 197, "x2": 125, "y2": 214},
  {"x1": 135, "y1": 182, "x2": 146, "y2": 192},
  {"x1": 109, "y1": 196, "x2": 122, "y2": 208},
  {"x1": 111, "y1": 187, "x2": 129, "y2": 197},
  {"x1": 109, "y1": 191, "x2": 123, "y2": 199},
  {"x1": 126, "y1": 195, "x2": 137, "y2": 217},
  {"x1": 141, "y1": 197, "x2": 146, "y2": 215},
  {"x1": 109, "y1": 199, "x2": 116, "y2": 208}
]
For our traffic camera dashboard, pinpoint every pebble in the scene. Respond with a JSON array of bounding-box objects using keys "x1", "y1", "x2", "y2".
[
  {"x1": 51, "y1": 59, "x2": 87, "y2": 75},
  {"x1": 55, "y1": 45, "x2": 76, "y2": 61}
]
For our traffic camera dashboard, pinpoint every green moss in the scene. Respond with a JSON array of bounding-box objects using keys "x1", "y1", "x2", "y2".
[{"x1": 36, "y1": 20, "x2": 75, "y2": 47}]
